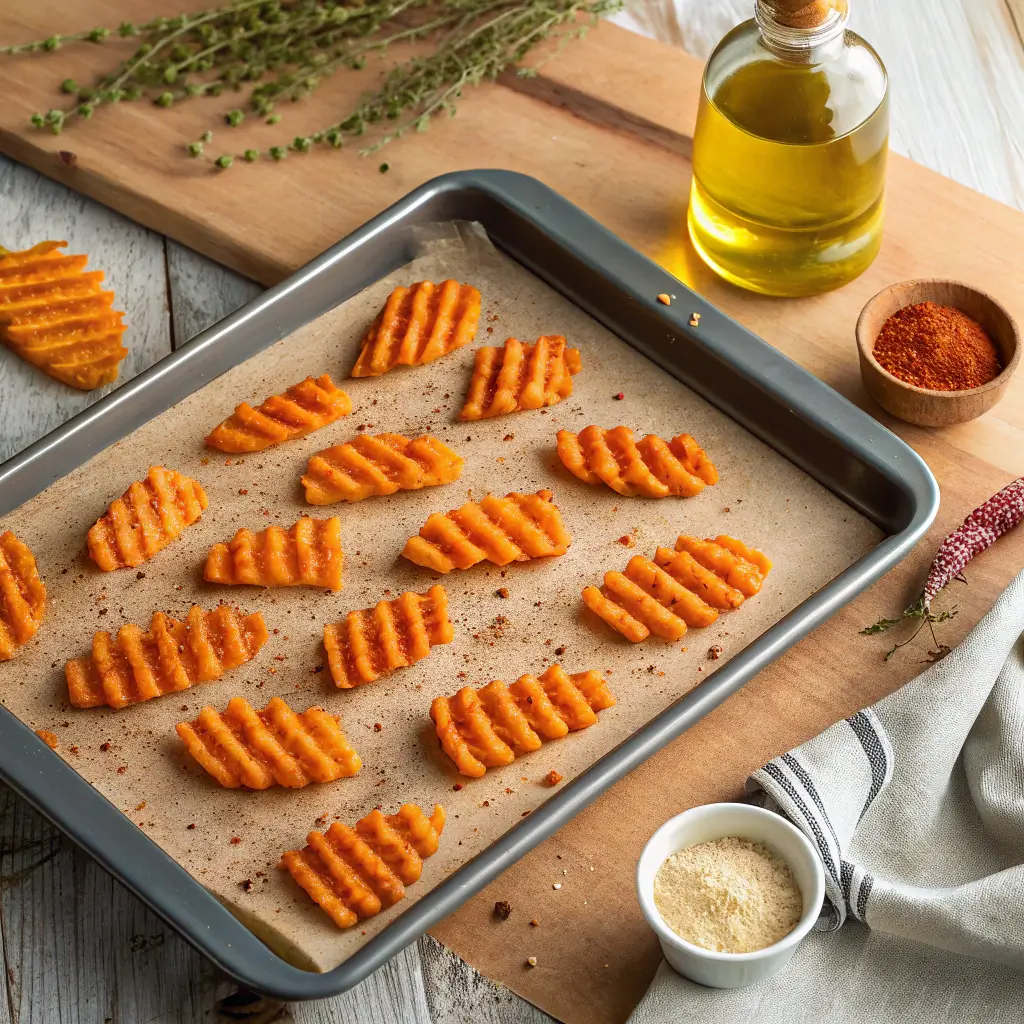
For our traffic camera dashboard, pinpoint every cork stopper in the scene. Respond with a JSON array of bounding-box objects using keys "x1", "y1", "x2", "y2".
[{"x1": 765, "y1": 0, "x2": 847, "y2": 28}]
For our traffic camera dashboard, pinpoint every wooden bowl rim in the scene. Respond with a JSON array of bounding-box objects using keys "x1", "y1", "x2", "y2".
[{"x1": 855, "y1": 278, "x2": 1021, "y2": 400}]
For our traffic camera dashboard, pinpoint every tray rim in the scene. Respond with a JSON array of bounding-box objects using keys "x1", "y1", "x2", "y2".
[{"x1": 0, "y1": 169, "x2": 939, "y2": 1000}]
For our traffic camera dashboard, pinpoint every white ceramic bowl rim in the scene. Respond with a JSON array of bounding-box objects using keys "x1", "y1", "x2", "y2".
[{"x1": 636, "y1": 803, "x2": 826, "y2": 964}]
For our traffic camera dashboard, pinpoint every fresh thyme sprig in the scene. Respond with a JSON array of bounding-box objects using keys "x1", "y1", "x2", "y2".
[{"x1": 1, "y1": 0, "x2": 622, "y2": 166}]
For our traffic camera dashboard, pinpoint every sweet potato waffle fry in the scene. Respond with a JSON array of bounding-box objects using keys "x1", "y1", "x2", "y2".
[
  {"x1": 205, "y1": 374, "x2": 352, "y2": 453},
  {"x1": 401, "y1": 489, "x2": 571, "y2": 573},
  {"x1": 351, "y1": 280, "x2": 480, "y2": 377},
  {"x1": 431, "y1": 665, "x2": 615, "y2": 778},
  {"x1": 0, "y1": 531, "x2": 46, "y2": 661},
  {"x1": 204, "y1": 517, "x2": 343, "y2": 591},
  {"x1": 582, "y1": 535, "x2": 771, "y2": 642},
  {"x1": 0, "y1": 240, "x2": 127, "y2": 390},
  {"x1": 86, "y1": 466, "x2": 208, "y2": 571},
  {"x1": 176, "y1": 696, "x2": 361, "y2": 789},
  {"x1": 65, "y1": 606, "x2": 268, "y2": 709},
  {"x1": 459, "y1": 336, "x2": 582, "y2": 420},
  {"x1": 302, "y1": 433, "x2": 463, "y2": 505},
  {"x1": 556, "y1": 425, "x2": 718, "y2": 497},
  {"x1": 280, "y1": 803, "x2": 446, "y2": 929},
  {"x1": 323, "y1": 585, "x2": 454, "y2": 689}
]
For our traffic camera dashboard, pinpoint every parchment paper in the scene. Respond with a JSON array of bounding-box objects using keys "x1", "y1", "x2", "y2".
[{"x1": 0, "y1": 224, "x2": 881, "y2": 971}]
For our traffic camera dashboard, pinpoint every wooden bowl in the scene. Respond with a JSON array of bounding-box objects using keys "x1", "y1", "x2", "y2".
[{"x1": 856, "y1": 280, "x2": 1020, "y2": 427}]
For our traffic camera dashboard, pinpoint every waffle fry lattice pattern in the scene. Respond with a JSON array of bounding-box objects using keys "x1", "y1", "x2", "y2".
[
  {"x1": 324, "y1": 585, "x2": 454, "y2": 688},
  {"x1": 0, "y1": 241, "x2": 127, "y2": 390},
  {"x1": 401, "y1": 489, "x2": 571, "y2": 573},
  {"x1": 65, "y1": 605, "x2": 268, "y2": 709},
  {"x1": 582, "y1": 535, "x2": 772, "y2": 642},
  {"x1": 0, "y1": 531, "x2": 46, "y2": 661},
  {"x1": 280, "y1": 803, "x2": 446, "y2": 928},
  {"x1": 205, "y1": 517, "x2": 344, "y2": 590},
  {"x1": 557, "y1": 425, "x2": 718, "y2": 497},
  {"x1": 431, "y1": 664, "x2": 615, "y2": 778},
  {"x1": 176, "y1": 696, "x2": 361, "y2": 788},
  {"x1": 352, "y1": 280, "x2": 480, "y2": 377},
  {"x1": 302, "y1": 433, "x2": 463, "y2": 505},
  {"x1": 87, "y1": 466, "x2": 208, "y2": 571},
  {"x1": 206, "y1": 374, "x2": 351, "y2": 452},
  {"x1": 459, "y1": 335, "x2": 582, "y2": 420}
]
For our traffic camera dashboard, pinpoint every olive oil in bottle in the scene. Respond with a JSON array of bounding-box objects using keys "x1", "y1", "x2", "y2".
[{"x1": 688, "y1": 0, "x2": 888, "y2": 297}]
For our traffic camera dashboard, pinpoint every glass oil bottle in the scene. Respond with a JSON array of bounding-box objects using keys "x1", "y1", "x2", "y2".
[{"x1": 687, "y1": 0, "x2": 889, "y2": 297}]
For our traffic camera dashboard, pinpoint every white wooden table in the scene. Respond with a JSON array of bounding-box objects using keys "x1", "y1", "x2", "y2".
[{"x1": 1, "y1": 2, "x2": 1021, "y2": 1021}]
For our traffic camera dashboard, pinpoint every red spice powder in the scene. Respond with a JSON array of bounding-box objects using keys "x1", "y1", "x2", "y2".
[{"x1": 873, "y1": 302, "x2": 1001, "y2": 392}]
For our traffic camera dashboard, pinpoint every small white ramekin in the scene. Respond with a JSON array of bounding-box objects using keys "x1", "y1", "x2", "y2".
[{"x1": 636, "y1": 802, "x2": 825, "y2": 989}]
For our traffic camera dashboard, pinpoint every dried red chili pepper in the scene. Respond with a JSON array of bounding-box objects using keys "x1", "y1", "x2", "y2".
[{"x1": 863, "y1": 476, "x2": 1024, "y2": 660}]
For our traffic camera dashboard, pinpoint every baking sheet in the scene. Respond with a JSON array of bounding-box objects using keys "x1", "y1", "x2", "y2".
[{"x1": 0, "y1": 224, "x2": 882, "y2": 971}]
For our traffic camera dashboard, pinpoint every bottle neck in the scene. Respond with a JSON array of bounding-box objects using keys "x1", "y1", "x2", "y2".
[{"x1": 754, "y1": 0, "x2": 848, "y2": 62}]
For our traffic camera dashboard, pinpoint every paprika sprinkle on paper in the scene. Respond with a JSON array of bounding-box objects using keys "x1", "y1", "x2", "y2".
[{"x1": 873, "y1": 302, "x2": 1001, "y2": 391}]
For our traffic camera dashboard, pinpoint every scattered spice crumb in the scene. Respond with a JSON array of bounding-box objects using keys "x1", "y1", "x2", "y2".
[
  {"x1": 35, "y1": 729, "x2": 58, "y2": 749},
  {"x1": 554, "y1": 646, "x2": 566, "y2": 656},
  {"x1": 503, "y1": 433, "x2": 514, "y2": 441},
  {"x1": 187, "y1": 823, "x2": 196, "y2": 830},
  {"x1": 496, "y1": 587, "x2": 509, "y2": 599},
  {"x1": 656, "y1": 293, "x2": 671, "y2": 305},
  {"x1": 230, "y1": 836, "x2": 242, "y2": 844},
  {"x1": 373, "y1": 722, "x2": 383, "y2": 732},
  {"x1": 617, "y1": 535, "x2": 634, "y2": 547},
  {"x1": 689, "y1": 317, "x2": 700, "y2": 327},
  {"x1": 135, "y1": 801, "x2": 147, "y2": 811},
  {"x1": 530, "y1": 918, "x2": 539, "y2": 927},
  {"x1": 545, "y1": 770, "x2": 563, "y2": 786},
  {"x1": 99, "y1": 741, "x2": 111, "y2": 752},
  {"x1": 494, "y1": 900, "x2": 512, "y2": 920},
  {"x1": 238, "y1": 488, "x2": 249, "y2": 495},
  {"x1": 136, "y1": 571, "x2": 146, "y2": 580},
  {"x1": 708, "y1": 645, "x2": 723, "y2": 660},
  {"x1": 613, "y1": 392, "x2": 624, "y2": 401},
  {"x1": 453, "y1": 783, "x2": 464, "y2": 791},
  {"x1": 526, "y1": 957, "x2": 538, "y2": 968},
  {"x1": 552, "y1": 882, "x2": 562, "y2": 890},
  {"x1": 240, "y1": 879, "x2": 253, "y2": 892}
]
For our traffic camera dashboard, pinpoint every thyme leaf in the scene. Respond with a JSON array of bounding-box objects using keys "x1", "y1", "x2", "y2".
[{"x1": 2, "y1": 0, "x2": 623, "y2": 164}]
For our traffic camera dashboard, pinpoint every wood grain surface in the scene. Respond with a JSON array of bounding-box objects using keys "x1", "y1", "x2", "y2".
[{"x1": 1, "y1": 2, "x2": 1022, "y2": 1023}]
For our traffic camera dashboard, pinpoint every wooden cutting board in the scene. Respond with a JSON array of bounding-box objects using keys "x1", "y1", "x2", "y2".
[{"x1": 2, "y1": 6, "x2": 1024, "y2": 1022}]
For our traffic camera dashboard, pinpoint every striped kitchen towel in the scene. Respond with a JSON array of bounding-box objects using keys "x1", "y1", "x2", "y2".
[{"x1": 629, "y1": 568, "x2": 1024, "y2": 1023}]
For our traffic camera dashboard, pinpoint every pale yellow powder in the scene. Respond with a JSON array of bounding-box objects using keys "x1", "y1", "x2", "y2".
[{"x1": 653, "y1": 836, "x2": 803, "y2": 953}]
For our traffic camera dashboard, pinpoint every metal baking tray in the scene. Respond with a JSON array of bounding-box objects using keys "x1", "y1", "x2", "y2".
[{"x1": 0, "y1": 169, "x2": 938, "y2": 999}]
